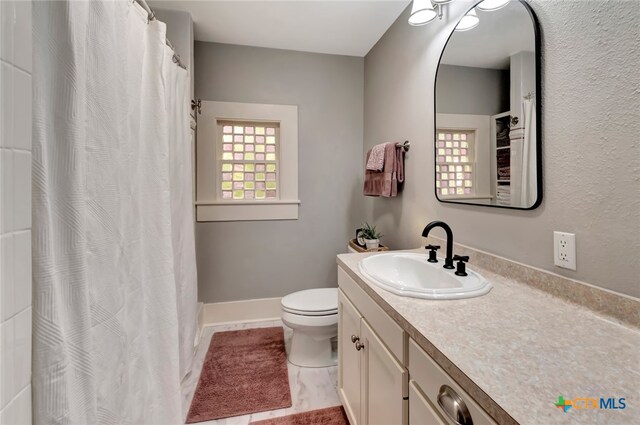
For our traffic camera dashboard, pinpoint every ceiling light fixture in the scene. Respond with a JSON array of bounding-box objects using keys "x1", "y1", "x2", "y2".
[
  {"x1": 455, "y1": 8, "x2": 479, "y2": 31},
  {"x1": 408, "y1": 0, "x2": 437, "y2": 26},
  {"x1": 476, "y1": 0, "x2": 510, "y2": 11},
  {"x1": 408, "y1": 0, "x2": 452, "y2": 26}
]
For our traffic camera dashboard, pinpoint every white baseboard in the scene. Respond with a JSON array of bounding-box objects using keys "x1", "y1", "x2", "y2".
[{"x1": 202, "y1": 297, "x2": 282, "y2": 326}]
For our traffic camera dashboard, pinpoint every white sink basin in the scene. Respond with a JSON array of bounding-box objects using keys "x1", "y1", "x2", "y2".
[{"x1": 358, "y1": 252, "x2": 492, "y2": 300}]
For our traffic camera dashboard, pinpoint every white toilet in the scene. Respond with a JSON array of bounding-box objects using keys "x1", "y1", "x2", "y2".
[
  {"x1": 281, "y1": 288, "x2": 339, "y2": 367},
  {"x1": 281, "y1": 245, "x2": 357, "y2": 367}
]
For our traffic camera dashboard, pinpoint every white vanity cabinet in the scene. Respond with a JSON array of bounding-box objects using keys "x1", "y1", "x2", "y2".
[
  {"x1": 338, "y1": 268, "x2": 408, "y2": 425},
  {"x1": 338, "y1": 265, "x2": 498, "y2": 425}
]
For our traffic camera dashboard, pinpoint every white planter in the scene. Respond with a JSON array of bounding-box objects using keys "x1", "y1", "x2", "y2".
[{"x1": 365, "y1": 239, "x2": 380, "y2": 250}]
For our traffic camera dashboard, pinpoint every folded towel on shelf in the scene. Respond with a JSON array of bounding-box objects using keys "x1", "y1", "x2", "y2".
[
  {"x1": 497, "y1": 148, "x2": 510, "y2": 157},
  {"x1": 497, "y1": 167, "x2": 511, "y2": 178},
  {"x1": 366, "y1": 143, "x2": 387, "y2": 171},
  {"x1": 510, "y1": 127, "x2": 525, "y2": 140},
  {"x1": 364, "y1": 143, "x2": 405, "y2": 197},
  {"x1": 497, "y1": 150, "x2": 510, "y2": 166},
  {"x1": 497, "y1": 139, "x2": 510, "y2": 148},
  {"x1": 496, "y1": 186, "x2": 511, "y2": 199}
]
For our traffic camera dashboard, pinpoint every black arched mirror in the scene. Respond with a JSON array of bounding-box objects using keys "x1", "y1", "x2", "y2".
[{"x1": 434, "y1": 0, "x2": 542, "y2": 209}]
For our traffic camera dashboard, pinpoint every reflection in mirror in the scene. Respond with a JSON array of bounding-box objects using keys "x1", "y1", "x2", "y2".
[{"x1": 435, "y1": 0, "x2": 541, "y2": 209}]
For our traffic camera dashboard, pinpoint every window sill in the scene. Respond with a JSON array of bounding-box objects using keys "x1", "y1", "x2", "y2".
[{"x1": 196, "y1": 200, "x2": 300, "y2": 222}]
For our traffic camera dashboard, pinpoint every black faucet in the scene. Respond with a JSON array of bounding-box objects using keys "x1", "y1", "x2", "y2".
[{"x1": 421, "y1": 221, "x2": 455, "y2": 269}]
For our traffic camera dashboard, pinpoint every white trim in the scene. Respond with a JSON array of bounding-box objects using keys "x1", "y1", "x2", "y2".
[
  {"x1": 197, "y1": 203, "x2": 298, "y2": 221},
  {"x1": 196, "y1": 101, "x2": 299, "y2": 222},
  {"x1": 201, "y1": 297, "x2": 283, "y2": 326},
  {"x1": 436, "y1": 113, "x2": 492, "y2": 199},
  {"x1": 196, "y1": 200, "x2": 300, "y2": 206}
]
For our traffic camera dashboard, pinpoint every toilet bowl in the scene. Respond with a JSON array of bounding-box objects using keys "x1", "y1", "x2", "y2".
[
  {"x1": 281, "y1": 245, "x2": 357, "y2": 368},
  {"x1": 281, "y1": 288, "x2": 338, "y2": 368}
]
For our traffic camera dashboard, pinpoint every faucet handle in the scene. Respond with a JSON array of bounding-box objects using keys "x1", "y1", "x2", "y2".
[
  {"x1": 453, "y1": 255, "x2": 469, "y2": 276},
  {"x1": 425, "y1": 245, "x2": 440, "y2": 263}
]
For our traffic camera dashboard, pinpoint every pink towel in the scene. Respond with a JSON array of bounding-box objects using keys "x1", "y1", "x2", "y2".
[
  {"x1": 364, "y1": 143, "x2": 405, "y2": 197},
  {"x1": 366, "y1": 143, "x2": 386, "y2": 171}
]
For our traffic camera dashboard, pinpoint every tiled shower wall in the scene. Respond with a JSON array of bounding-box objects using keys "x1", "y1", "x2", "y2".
[{"x1": 0, "y1": 1, "x2": 33, "y2": 423}]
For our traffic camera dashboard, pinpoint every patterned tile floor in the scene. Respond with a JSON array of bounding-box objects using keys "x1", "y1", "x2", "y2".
[{"x1": 181, "y1": 320, "x2": 341, "y2": 425}]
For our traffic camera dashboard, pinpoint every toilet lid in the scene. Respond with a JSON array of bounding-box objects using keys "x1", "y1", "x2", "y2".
[{"x1": 281, "y1": 288, "x2": 338, "y2": 316}]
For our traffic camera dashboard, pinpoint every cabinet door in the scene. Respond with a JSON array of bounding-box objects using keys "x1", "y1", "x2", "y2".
[
  {"x1": 338, "y1": 290, "x2": 363, "y2": 425},
  {"x1": 409, "y1": 380, "x2": 447, "y2": 425},
  {"x1": 361, "y1": 319, "x2": 408, "y2": 425}
]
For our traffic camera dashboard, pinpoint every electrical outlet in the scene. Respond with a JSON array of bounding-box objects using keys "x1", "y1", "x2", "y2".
[{"x1": 554, "y1": 231, "x2": 576, "y2": 270}]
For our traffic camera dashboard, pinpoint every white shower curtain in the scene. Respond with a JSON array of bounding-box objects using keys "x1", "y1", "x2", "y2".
[
  {"x1": 520, "y1": 98, "x2": 537, "y2": 206},
  {"x1": 163, "y1": 47, "x2": 198, "y2": 380},
  {"x1": 33, "y1": 1, "x2": 192, "y2": 423}
]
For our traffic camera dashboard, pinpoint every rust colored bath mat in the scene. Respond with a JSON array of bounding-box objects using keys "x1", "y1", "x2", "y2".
[
  {"x1": 249, "y1": 406, "x2": 349, "y2": 425},
  {"x1": 186, "y1": 327, "x2": 292, "y2": 423}
]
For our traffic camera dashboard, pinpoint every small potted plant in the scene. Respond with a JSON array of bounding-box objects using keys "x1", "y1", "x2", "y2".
[{"x1": 361, "y1": 222, "x2": 383, "y2": 250}]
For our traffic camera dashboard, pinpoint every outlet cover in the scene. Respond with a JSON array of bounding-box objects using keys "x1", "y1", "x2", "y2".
[{"x1": 554, "y1": 231, "x2": 576, "y2": 270}]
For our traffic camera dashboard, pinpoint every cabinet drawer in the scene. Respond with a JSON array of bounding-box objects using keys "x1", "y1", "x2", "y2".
[
  {"x1": 409, "y1": 380, "x2": 447, "y2": 425},
  {"x1": 338, "y1": 266, "x2": 405, "y2": 365},
  {"x1": 409, "y1": 339, "x2": 496, "y2": 425}
]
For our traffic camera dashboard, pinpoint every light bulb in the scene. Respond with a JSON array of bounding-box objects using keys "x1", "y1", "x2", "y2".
[
  {"x1": 455, "y1": 8, "x2": 479, "y2": 32},
  {"x1": 408, "y1": 0, "x2": 437, "y2": 26},
  {"x1": 477, "y1": 0, "x2": 510, "y2": 11}
]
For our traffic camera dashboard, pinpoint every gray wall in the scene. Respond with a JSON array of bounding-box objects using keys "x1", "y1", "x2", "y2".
[
  {"x1": 154, "y1": 8, "x2": 194, "y2": 99},
  {"x1": 195, "y1": 42, "x2": 364, "y2": 303},
  {"x1": 436, "y1": 65, "x2": 509, "y2": 116},
  {"x1": 363, "y1": 0, "x2": 640, "y2": 297}
]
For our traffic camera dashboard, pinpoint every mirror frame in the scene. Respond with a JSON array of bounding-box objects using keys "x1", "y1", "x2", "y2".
[{"x1": 433, "y1": 0, "x2": 543, "y2": 210}]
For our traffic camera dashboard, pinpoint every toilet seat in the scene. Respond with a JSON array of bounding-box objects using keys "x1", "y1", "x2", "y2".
[
  {"x1": 281, "y1": 288, "x2": 339, "y2": 367},
  {"x1": 282, "y1": 306, "x2": 337, "y2": 316},
  {"x1": 281, "y1": 288, "x2": 338, "y2": 316},
  {"x1": 281, "y1": 311, "x2": 338, "y2": 327}
]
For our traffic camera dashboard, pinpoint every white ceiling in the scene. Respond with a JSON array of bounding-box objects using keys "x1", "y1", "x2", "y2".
[
  {"x1": 150, "y1": 0, "x2": 410, "y2": 57},
  {"x1": 441, "y1": 0, "x2": 535, "y2": 70}
]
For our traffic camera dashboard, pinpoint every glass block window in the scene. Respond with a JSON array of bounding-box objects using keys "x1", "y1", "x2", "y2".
[
  {"x1": 219, "y1": 121, "x2": 279, "y2": 200},
  {"x1": 435, "y1": 130, "x2": 475, "y2": 196}
]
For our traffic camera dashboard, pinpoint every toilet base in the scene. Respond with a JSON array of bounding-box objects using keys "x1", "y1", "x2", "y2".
[{"x1": 288, "y1": 331, "x2": 337, "y2": 368}]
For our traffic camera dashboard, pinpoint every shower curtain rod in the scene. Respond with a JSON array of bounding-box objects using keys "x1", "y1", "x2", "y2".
[{"x1": 134, "y1": 0, "x2": 187, "y2": 70}]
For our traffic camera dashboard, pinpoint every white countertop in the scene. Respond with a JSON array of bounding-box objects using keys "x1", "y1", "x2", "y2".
[{"x1": 337, "y1": 249, "x2": 640, "y2": 425}]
